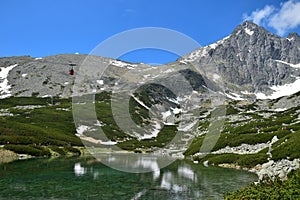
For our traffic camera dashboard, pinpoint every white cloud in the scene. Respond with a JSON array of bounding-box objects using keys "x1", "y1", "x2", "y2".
[
  {"x1": 244, "y1": 5, "x2": 275, "y2": 25},
  {"x1": 268, "y1": 0, "x2": 300, "y2": 35},
  {"x1": 244, "y1": 0, "x2": 300, "y2": 36}
]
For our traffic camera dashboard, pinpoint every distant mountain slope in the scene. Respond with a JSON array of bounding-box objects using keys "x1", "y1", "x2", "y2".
[{"x1": 1, "y1": 21, "x2": 300, "y2": 100}]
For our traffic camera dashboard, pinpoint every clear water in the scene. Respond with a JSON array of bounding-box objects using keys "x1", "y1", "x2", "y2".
[{"x1": 0, "y1": 156, "x2": 257, "y2": 200}]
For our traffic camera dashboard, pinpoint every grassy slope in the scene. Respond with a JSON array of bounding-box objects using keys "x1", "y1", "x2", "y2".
[
  {"x1": 0, "y1": 97, "x2": 82, "y2": 156},
  {"x1": 185, "y1": 101, "x2": 300, "y2": 168},
  {"x1": 1, "y1": 93, "x2": 300, "y2": 167},
  {"x1": 0, "y1": 92, "x2": 179, "y2": 155}
]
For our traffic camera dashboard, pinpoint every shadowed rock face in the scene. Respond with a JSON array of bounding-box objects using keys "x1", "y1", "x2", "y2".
[{"x1": 1, "y1": 21, "x2": 300, "y2": 99}]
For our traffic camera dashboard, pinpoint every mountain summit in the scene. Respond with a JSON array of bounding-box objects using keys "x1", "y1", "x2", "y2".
[
  {"x1": 181, "y1": 21, "x2": 300, "y2": 99},
  {"x1": 233, "y1": 21, "x2": 265, "y2": 35}
]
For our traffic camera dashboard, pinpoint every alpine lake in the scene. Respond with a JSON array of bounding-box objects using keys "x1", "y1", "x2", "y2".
[{"x1": 0, "y1": 154, "x2": 258, "y2": 200}]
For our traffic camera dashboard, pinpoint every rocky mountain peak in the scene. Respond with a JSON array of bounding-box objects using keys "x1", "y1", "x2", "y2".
[
  {"x1": 237, "y1": 20, "x2": 260, "y2": 30},
  {"x1": 232, "y1": 21, "x2": 265, "y2": 37},
  {"x1": 231, "y1": 21, "x2": 286, "y2": 49},
  {"x1": 186, "y1": 21, "x2": 300, "y2": 98},
  {"x1": 287, "y1": 32, "x2": 300, "y2": 38},
  {"x1": 287, "y1": 32, "x2": 300, "y2": 42}
]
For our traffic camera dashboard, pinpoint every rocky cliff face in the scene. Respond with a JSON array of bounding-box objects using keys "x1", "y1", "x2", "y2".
[
  {"x1": 1, "y1": 21, "x2": 300, "y2": 100},
  {"x1": 181, "y1": 21, "x2": 300, "y2": 98}
]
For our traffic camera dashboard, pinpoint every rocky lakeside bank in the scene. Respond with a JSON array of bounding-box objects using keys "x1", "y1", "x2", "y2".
[
  {"x1": 217, "y1": 159, "x2": 300, "y2": 181},
  {"x1": 193, "y1": 136, "x2": 300, "y2": 181},
  {"x1": 0, "y1": 149, "x2": 18, "y2": 164}
]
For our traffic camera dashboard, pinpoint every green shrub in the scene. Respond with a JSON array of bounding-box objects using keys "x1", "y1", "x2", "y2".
[
  {"x1": 0, "y1": 135, "x2": 38, "y2": 145},
  {"x1": 211, "y1": 133, "x2": 276, "y2": 151},
  {"x1": 272, "y1": 131, "x2": 300, "y2": 161},
  {"x1": 49, "y1": 146, "x2": 66, "y2": 155},
  {"x1": 225, "y1": 169, "x2": 300, "y2": 199},
  {"x1": 237, "y1": 153, "x2": 268, "y2": 168},
  {"x1": 0, "y1": 98, "x2": 83, "y2": 147},
  {"x1": 206, "y1": 153, "x2": 240, "y2": 165},
  {"x1": 4, "y1": 144, "x2": 51, "y2": 157},
  {"x1": 226, "y1": 106, "x2": 240, "y2": 115},
  {"x1": 184, "y1": 136, "x2": 205, "y2": 156},
  {"x1": 63, "y1": 146, "x2": 81, "y2": 155}
]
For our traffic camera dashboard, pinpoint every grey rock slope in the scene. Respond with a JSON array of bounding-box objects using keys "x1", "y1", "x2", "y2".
[
  {"x1": 1, "y1": 21, "x2": 300, "y2": 100},
  {"x1": 1, "y1": 54, "x2": 87, "y2": 98}
]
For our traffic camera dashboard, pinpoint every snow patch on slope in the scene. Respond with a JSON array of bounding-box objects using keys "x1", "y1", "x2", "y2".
[
  {"x1": 181, "y1": 36, "x2": 230, "y2": 62},
  {"x1": 208, "y1": 36, "x2": 230, "y2": 49},
  {"x1": 241, "y1": 91, "x2": 252, "y2": 95},
  {"x1": 76, "y1": 125, "x2": 90, "y2": 135},
  {"x1": 273, "y1": 108, "x2": 288, "y2": 112},
  {"x1": 256, "y1": 78, "x2": 300, "y2": 99},
  {"x1": 0, "y1": 64, "x2": 18, "y2": 98},
  {"x1": 76, "y1": 125, "x2": 117, "y2": 145},
  {"x1": 109, "y1": 60, "x2": 137, "y2": 69},
  {"x1": 78, "y1": 135, "x2": 117, "y2": 145},
  {"x1": 275, "y1": 60, "x2": 300, "y2": 68},
  {"x1": 97, "y1": 80, "x2": 104, "y2": 85},
  {"x1": 244, "y1": 27, "x2": 254, "y2": 36},
  {"x1": 131, "y1": 95, "x2": 150, "y2": 110},
  {"x1": 14, "y1": 105, "x2": 46, "y2": 110},
  {"x1": 139, "y1": 121, "x2": 162, "y2": 140},
  {"x1": 162, "y1": 110, "x2": 172, "y2": 121},
  {"x1": 225, "y1": 92, "x2": 245, "y2": 100}
]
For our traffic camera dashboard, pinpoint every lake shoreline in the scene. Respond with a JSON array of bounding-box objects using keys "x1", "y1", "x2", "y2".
[
  {"x1": 202, "y1": 158, "x2": 300, "y2": 181},
  {"x1": 3, "y1": 145, "x2": 299, "y2": 184},
  {"x1": 0, "y1": 156, "x2": 258, "y2": 199},
  {"x1": 0, "y1": 146, "x2": 87, "y2": 164}
]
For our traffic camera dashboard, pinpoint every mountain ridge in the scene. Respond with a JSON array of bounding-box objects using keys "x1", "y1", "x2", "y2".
[
  {"x1": 1, "y1": 21, "x2": 300, "y2": 101},
  {"x1": 182, "y1": 23, "x2": 300, "y2": 103}
]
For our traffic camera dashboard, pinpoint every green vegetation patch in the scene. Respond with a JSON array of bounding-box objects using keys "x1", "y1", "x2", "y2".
[
  {"x1": 225, "y1": 169, "x2": 300, "y2": 199},
  {"x1": 0, "y1": 96, "x2": 83, "y2": 156},
  {"x1": 193, "y1": 150, "x2": 268, "y2": 168},
  {"x1": 4, "y1": 144, "x2": 51, "y2": 157},
  {"x1": 272, "y1": 131, "x2": 300, "y2": 161}
]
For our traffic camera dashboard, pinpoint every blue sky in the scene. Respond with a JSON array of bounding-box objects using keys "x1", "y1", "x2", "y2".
[{"x1": 1, "y1": 0, "x2": 300, "y2": 64}]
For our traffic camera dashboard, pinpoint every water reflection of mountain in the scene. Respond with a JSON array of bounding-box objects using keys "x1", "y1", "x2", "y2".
[{"x1": 73, "y1": 157, "x2": 257, "y2": 199}]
